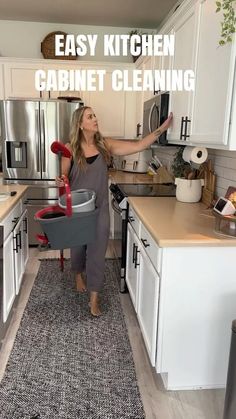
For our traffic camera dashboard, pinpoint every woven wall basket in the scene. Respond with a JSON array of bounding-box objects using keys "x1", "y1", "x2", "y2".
[{"x1": 41, "y1": 31, "x2": 77, "y2": 60}]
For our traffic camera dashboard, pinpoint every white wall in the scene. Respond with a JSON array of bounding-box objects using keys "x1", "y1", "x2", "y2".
[
  {"x1": 0, "y1": 20, "x2": 150, "y2": 62},
  {"x1": 153, "y1": 146, "x2": 236, "y2": 198}
]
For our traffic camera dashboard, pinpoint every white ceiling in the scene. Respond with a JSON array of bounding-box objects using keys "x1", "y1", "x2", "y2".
[{"x1": 0, "y1": 0, "x2": 179, "y2": 28}]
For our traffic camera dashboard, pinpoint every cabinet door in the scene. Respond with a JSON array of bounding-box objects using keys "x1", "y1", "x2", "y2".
[
  {"x1": 138, "y1": 247, "x2": 160, "y2": 366},
  {"x1": 4, "y1": 62, "x2": 43, "y2": 99},
  {"x1": 135, "y1": 59, "x2": 145, "y2": 138},
  {"x1": 142, "y1": 56, "x2": 154, "y2": 102},
  {"x1": 0, "y1": 64, "x2": 4, "y2": 99},
  {"x1": 13, "y1": 217, "x2": 24, "y2": 295},
  {"x1": 3, "y1": 232, "x2": 15, "y2": 322},
  {"x1": 168, "y1": 4, "x2": 197, "y2": 143},
  {"x1": 21, "y1": 210, "x2": 29, "y2": 269},
  {"x1": 126, "y1": 223, "x2": 140, "y2": 311},
  {"x1": 43, "y1": 63, "x2": 83, "y2": 100},
  {"x1": 85, "y1": 68, "x2": 126, "y2": 137},
  {"x1": 190, "y1": 0, "x2": 234, "y2": 145}
]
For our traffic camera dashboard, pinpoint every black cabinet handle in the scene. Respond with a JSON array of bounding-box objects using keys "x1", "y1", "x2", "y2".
[
  {"x1": 12, "y1": 216, "x2": 19, "y2": 224},
  {"x1": 129, "y1": 216, "x2": 135, "y2": 222},
  {"x1": 23, "y1": 217, "x2": 28, "y2": 234},
  {"x1": 180, "y1": 116, "x2": 191, "y2": 140},
  {"x1": 184, "y1": 117, "x2": 191, "y2": 139},
  {"x1": 18, "y1": 231, "x2": 22, "y2": 250},
  {"x1": 180, "y1": 116, "x2": 185, "y2": 139},
  {"x1": 136, "y1": 123, "x2": 141, "y2": 137},
  {"x1": 132, "y1": 242, "x2": 136, "y2": 263},
  {"x1": 134, "y1": 244, "x2": 140, "y2": 268},
  {"x1": 13, "y1": 235, "x2": 18, "y2": 253},
  {"x1": 141, "y1": 238, "x2": 150, "y2": 248}
]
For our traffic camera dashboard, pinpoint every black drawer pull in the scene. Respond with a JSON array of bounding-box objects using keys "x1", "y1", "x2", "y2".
[
  {"x1": 141, "y1": 238, "x2": 150, "y2": 248},
  {"x1": 23, "y1": 217, "x2": 28, "y2": 233},
  {"x1": 134, "y1": 244, "x2": 140, "y2": 268},
  {"x1": 129, "y1": 216, "x2": 135, "y2": 222},
  {"x1": 132, "y1": 242, "x2": 136, "y2": 263}
]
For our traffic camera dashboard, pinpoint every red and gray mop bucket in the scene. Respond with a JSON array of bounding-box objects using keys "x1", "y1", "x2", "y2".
[
  {"x1": 34, "y1": 141, "x2": 99, "y2": 270},
  {"x1": 34, "y1": 177, "x2": 98, "y2": 250},
  {"x1": 34, "y1": 178, "x2": 99, "y2": 250}
]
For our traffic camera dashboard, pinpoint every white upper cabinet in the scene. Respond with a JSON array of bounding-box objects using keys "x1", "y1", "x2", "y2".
[
  {"x1": 1, "y1": 58, "x2": 136, "y2": 138},
  {"x1": 0, "y1": 64, "x2": 4, "y2": 100},
  {"x1": 4, "y1": 62, "x2": 43, "y2": 99},
  {"x1": 3, "y1": 60, "x2": 82, "y2": 100},
  {"x1": 84, "y1": 66, "x2": 126, "y2": 138},
  {"x1": 167, "y1": 3, "x2": 198, "y2": 143},
  {"x1": 190, "y1": 0, "x2": 235, "y2": 147},
  {"x1": 159, "y1": 0, "x2": 236, "y2": 150}
]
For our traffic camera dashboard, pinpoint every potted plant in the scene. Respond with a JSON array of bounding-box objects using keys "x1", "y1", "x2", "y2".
[
  {"x1": 171, "y1": 147, "x2": 204, "y2": 203},
  {"x1": 128, "y1": 29, "x2": 143, "y2": 62},
  {"x1": 216, "y1": 0, "x2": 236, "y2": 45}
]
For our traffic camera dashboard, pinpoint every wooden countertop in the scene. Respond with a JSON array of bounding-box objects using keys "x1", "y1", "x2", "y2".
[
  {"x1": 108, "y1": 170, "x2": 157, "y2": 184},
  {"x1": 128, "y1": 196, "x2": 236, "y2": 247},
  {"x1": 0, "y1": 185, "x2": 28, "y2": 221}
]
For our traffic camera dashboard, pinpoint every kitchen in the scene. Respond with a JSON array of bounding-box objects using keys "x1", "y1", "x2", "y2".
[{"x1": 0, "y1": 0, "x2": 236, "y2": 418}]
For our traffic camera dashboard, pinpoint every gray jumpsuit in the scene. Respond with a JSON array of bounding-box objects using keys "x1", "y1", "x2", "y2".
[{"x1": 69, "y1": 154, "x2": 110, "y2": 292}]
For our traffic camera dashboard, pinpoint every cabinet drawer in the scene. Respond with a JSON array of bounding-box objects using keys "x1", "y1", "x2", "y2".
[
  {"x1": 128, "y1": 206, "x2": 141, "y2": 236},
  {"x1": 2, "y1": 200, "x2": 22, "y2": 240},
  {"x1": 140, "y1": 222, "x2": 162, "y2": 273}
]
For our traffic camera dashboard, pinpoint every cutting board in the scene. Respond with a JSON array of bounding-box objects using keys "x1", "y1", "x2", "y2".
[{"x1": 201, "y1": 160, "x2": 216, "y2": 207}]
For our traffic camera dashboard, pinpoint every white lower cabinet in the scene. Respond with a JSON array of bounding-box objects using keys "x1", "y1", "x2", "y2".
[
  {"x1": 126, "y1": 218, "x2": 160, "y2": 367},
  {"x1": 126, "y1": 224, "x2": 140, "y2": 311},
  {"x1": 13, "y1": 209, "x2": 29, "y2": 295},
  {"x1": 3, "y1": 232, "x2": 15, "y2": 322},
  {"x1": 138, "y1": 246, "x2": 160, "y2": 367},
  {"x1": 127, "y1": 204, "x2": 236, "y2": 390},
  {"x1": 2, "y1": 200, "x2": 29, "y2": 323}
]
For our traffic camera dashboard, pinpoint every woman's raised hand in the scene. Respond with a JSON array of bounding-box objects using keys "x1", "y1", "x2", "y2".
[{"x1": 159, "y1": 112, "x2": 173, "y2": 134}]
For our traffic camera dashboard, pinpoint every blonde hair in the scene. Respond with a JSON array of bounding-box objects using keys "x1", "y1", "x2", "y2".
[{"x1": 69, "y1": 106, "x2": 111, "y2": 169}]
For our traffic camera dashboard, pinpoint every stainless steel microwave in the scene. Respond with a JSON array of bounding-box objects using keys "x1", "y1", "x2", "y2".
[{"x1": 142, "y1": 93, "x2": 169, "y2": 145}]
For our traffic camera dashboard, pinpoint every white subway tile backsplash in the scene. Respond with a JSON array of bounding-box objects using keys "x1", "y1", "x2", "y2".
[{"x1": 153, "y1": 146, "x2": 236, "y2": 198}]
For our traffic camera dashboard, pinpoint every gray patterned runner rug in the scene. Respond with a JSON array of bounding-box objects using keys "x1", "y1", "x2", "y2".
[{"x1": 0, "y1": 259, "x2": 145, "y2": 419}]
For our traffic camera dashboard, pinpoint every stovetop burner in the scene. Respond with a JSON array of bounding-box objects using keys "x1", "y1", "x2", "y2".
[
  {"x1": 110, "y1": 182, "x2": 176, "y2": 210},
  {"x1": 117, "y1": 183, "x2": 176, "y2": 197}
]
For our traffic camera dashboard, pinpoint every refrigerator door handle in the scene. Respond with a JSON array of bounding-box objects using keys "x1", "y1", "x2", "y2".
[
  {"x1": 35, "y1": 109, "x2": 40, "y2": 173},
  {"x1": 40, "y1": 109, "x2": 46, "y2": 173}
]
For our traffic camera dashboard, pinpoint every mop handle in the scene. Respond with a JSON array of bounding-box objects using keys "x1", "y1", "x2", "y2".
[{"x1": 61, "y1": 175, "x2": 72, "y2": 217}]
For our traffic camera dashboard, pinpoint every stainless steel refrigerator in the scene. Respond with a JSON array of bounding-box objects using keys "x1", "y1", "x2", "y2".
[{"x1": 0, "y1": 99, "x2": 83, "y2": 245}]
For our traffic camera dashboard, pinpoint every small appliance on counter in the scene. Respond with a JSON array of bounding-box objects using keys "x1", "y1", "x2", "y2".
[
  {"x1": 121, "y1": 149, "x2": 152, "y2": 173},
  {"x1": 212, "y1": 188, "x2": 236, "y2": 238}
]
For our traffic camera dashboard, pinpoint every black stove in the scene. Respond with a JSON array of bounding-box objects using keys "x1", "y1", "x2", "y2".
[
  {"x1": 109, "y1": 182, "x2": 176, "y2": 293},
  {"x1": 110, "y1": 182, "x2": 176, "y2": 209}
]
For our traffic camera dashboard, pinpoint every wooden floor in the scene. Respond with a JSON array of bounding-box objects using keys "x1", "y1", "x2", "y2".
[{"x1": 0, "y1": 241, "x2": 225, "y2": 419}]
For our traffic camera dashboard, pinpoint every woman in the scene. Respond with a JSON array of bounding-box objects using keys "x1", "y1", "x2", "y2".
[{"x1": 57, "y1": 106, "x2": 173, "y2": 316}]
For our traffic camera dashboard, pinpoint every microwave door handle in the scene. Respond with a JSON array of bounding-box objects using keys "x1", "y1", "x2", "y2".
[
  {"x1": 148, "y1": 102, "x2": 156, "y2": 134},
  {"x1": 35, "y1": 109, "x2": 40, "y2": 173},
  {"x1": 149, "y1": 103, "x2": 160, "y2": 133},
  {"x1": 41, "y1": 109, "x2": 46, "y2": 172}
]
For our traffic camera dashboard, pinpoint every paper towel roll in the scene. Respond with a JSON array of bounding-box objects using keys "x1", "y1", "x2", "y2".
[{"x1": 182, "y1": 146, "x2": 208, "y2": 164}]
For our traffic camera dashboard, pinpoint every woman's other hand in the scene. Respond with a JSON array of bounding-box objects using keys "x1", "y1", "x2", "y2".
[{"x1": 55, "y1": 176, "x2": 65, "y2": 188}]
